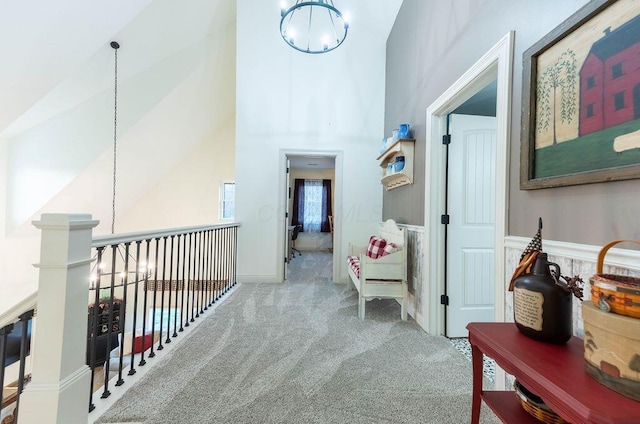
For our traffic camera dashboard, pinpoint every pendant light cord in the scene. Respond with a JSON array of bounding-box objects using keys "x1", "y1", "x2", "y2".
[{"x1": 111, "y1": 41, "x2": 120, "y2": 234}]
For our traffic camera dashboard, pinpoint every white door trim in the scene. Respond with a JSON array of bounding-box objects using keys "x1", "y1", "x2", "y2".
[
  {"x1": 278, "y1": 149, "x2": 343, "y2": 284},
  {"x1": 422, "y1": 31, "x2": 514, "y2": 335}
]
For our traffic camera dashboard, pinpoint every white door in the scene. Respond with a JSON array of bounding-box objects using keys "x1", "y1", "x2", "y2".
[{"x1": 446, "y1": 114, "x2": 496, "y2": 337}]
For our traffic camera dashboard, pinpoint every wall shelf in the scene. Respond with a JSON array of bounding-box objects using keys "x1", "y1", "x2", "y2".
[{"x1": 377, "y1": 139, "x2": 415, "y2": 191}]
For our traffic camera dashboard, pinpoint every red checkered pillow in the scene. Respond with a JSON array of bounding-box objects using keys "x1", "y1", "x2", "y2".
[
  {"x1": 366, "y1": 236, "x2": 387, "y2": 259},
  {"x1": 380, "y1": 242, "x2": 399, "y2": 257}
]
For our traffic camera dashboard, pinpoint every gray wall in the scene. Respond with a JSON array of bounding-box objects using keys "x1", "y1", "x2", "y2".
[{"x1": 384, "y1": 0, "x2": 640, "y2": 244}]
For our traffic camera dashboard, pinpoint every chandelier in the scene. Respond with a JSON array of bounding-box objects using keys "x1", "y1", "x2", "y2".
[{"x1": 279, "y1": 0, "x2": 349, "y2": 54}]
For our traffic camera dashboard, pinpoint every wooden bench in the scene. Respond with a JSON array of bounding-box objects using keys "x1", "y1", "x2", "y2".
[{"x1": 346, "y1": 219, "x2": 408, "y2": 320}]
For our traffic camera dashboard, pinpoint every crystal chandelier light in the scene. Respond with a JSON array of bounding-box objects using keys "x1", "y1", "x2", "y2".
[{"x1": 279, "y1": 0, "x2": 349, "y2": 54}]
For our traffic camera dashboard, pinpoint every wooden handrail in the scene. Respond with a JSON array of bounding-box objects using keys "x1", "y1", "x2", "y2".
[
  {"x1": 92, "y1": 222, "x2": 241, "y2": 248},
  {"x1": 0, "y1": 291, "x2": 37, "y2": 329}
]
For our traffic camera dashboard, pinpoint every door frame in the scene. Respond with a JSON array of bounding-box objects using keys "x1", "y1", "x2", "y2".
[
  {"x1": 278, "y1": 149, "x2": 343, "y2": 283},
  {"x1": 422, "y1": 31, "x2": 514, "y2": 335}
]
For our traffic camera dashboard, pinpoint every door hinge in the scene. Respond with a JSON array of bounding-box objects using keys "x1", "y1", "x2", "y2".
[
  {"x1": 441, "y1": 214, "x2": 450, "y2": 225},
  {"x1": 285, "y1": 256, "x2": 288, "y2": 263},
  {"x1": 442, "y1": 134, "x2": 451, "y2": 145},
  {"x1": 288, "y1": 187, "x2": 291, "y2": 199},
  {"x1": 286, "y1": 212, "x2": 289, "y2": 218},
  {"x1": 286, "y1": 167, "x2": 290, "y2": 173},
  {"x1": 440, "y1": 295, "x2": 449, "y2": 306}
]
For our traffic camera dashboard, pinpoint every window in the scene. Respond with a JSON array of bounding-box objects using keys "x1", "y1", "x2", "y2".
[
  {"x1": 291, "y1": 179, "x2": 332, "y2": 233},
  {"x1": 614, "y1": 92, "x2": 625, "y2": 111},
  {"x1": 302, "y1": 180, "x2": 323, "y2": 232},
  {"x1": 586, "y1": 103, "x2": 594, "y2": 117},
  {"x1": 220, "y1": 182, "x2": 235, "y2": 220},
  {"x1": 586, "y1": 76, "x2": 595, "y2": 89},
  {"x1": 612, "y1": 63, "x2": 623, "y2": 79}
]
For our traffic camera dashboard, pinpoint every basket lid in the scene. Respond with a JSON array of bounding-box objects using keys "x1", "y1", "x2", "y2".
[{"x1": 590, "y1": 274, "x2": 640, "y2": 294}]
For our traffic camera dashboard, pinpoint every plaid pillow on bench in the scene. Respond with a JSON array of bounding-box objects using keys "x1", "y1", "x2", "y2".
[{"x1": 366, "y1": 236, "x2": 387, "y2": 259}]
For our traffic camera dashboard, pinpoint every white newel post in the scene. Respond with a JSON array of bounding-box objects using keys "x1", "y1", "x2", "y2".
[{"x1": 19, "y1": 214, "x2": 99, "y2": 424}]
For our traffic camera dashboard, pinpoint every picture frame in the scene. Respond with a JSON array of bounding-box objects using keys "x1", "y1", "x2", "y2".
[{"x1": 521, "y1": 0, "x2": 640, "y2": 189}]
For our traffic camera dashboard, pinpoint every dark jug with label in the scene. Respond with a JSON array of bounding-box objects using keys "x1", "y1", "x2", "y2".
[{"x1": 512, "y1": 253, "x2": 572, "y2": 344}]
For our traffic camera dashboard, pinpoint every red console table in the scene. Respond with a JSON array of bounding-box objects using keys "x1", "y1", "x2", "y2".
[{"x1": 467, "y1": 322, "x2": 640, "y2": 424}]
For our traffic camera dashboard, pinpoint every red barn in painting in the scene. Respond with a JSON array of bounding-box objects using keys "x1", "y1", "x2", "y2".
[{"x1": 579, "y1": 14, "x2": 640, "y2": 136}]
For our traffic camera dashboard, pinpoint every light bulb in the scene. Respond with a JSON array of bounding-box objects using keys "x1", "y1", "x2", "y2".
[{"x1": 343, "y1": 11, "x2": 351, "y2": 26}]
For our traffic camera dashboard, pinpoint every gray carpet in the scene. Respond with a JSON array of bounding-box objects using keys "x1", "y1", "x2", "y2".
[{"x1": 97, "y1": 251, "x2": 499, "y2": 424}]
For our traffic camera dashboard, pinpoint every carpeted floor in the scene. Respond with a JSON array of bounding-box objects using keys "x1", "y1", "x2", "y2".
[{"x1": 96, "y1": 251, "x2": 499, "y2": 424}]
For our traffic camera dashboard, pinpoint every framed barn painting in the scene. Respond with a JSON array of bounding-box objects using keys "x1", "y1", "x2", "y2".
[{"x1": 521, "y1": 0, "x2": 640, "y2": 189}]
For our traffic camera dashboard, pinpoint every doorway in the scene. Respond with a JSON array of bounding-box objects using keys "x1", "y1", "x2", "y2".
[
  {"x1": 279, "y1": 150, "x2": 342, "y2": 283},
  {"x1": 422, "y1": 32, "x2": 514, "y2": 337}
]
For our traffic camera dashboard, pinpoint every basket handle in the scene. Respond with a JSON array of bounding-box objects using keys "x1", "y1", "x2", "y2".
[{"x1": 596, "y1": 240, "x2": 640, "y2": 273}]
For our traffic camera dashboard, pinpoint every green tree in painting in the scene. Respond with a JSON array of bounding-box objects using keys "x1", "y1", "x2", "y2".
[{"x1": 536, "y1": 49, "x2": 578, "y2": 145}]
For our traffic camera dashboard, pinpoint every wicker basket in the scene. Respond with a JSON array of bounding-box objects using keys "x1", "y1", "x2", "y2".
[
  {"x1": 590, "y1": 240, "x2": 640, "y2": 319},
  {"x1": 514, "y1": 380, "x2": 568, "y2": 424}
]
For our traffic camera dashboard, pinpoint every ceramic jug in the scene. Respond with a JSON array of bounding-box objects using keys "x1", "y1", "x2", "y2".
[{"x1": 512, "y1": 253, "x2": 572, "y2": 344}]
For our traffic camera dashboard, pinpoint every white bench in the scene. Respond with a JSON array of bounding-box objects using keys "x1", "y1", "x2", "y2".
[{"x1": 346, "y1": 219, "x2": 408, "y2": 320}]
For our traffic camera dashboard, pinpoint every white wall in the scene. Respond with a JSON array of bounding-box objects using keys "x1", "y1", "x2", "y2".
[{"x1": 236, "y1": 0, "x2": 393, "y2": 282}]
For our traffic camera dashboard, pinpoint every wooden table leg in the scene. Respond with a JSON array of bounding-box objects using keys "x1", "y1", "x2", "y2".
[{"x1": 470, "y1": 343, "x2": 483, "y2": 424}]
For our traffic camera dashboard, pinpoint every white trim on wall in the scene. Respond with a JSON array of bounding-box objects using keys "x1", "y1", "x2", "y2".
[
  {"x1": 506, "y1": 236, "x2": 640, "y2": 272},
  {"x1": 422, "y1": 31, "x2": 514, "y2": 335}
]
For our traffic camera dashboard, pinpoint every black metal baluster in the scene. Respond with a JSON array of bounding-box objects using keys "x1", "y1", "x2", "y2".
[
  {"x1": 211, "y1": 229, "x2": 217, "y2": 303},
  {"x1": 211, "y1": 228, "x2": 218, "y2": 300},
  {"x1": 199, "y1": 231, "x2": 206, "y2": 315},
  {"x1": 101, "y1": 244, "x2": 118, "y2": 399},
  {"x1": 173, "y1": 234, "x2": 181, "y2": 338},
  {"x1": 211, "y1": 229, "x2": 216, "y2": 302},
  {"x1": 13, "y1": 309, "x2": 34, "y2": 424},
  {"x1": 180, "y1": 233, "x2": 188, "y2": 332},
  {"x1": 88, "y1": 246, "x2": 105, "y2": 412},
  {"x1": 209, "y1": 229, "x2": 215, "y2": 308},
  {"x1": 149, "y1": 238, "x2": 161, "y2": 358},
  {"x1": 195, "y1": 231, "x2": 202, "y2": 318},
  {"x1": 223, "y1": 228, "x2": 229, "y2": 293},
  {"x1": 115, "y1": 242, "x2": 130, "y2": 386},
  {"x1": 216, "y1": 228, "x2": 222, "y2": 298},
  {"x1": 128, "y1": 240, "x2": 142, "y2": 376},
  {"x1": 139, "y1": 239, "x2": 152, "y2": 365},
  {"x1": 232, "y1": 225, "x2": 238, "y2": 288},
  {"x1": 186, "y1": 232, "x2": 193, "y2": 326},
  {"x1": 165, "y1": 236, "x2": 174, "y2": 344},
  {"x1": 157, "y1": 237, "x2": 168, "y2": 351},
  {"x1": 0, "y1": 322, "x2": 14, "y2": 419},
  {"x1": 206, "y1": 229, "x2": 213, "y2": 308}
]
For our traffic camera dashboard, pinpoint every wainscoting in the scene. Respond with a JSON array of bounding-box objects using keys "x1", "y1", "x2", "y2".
[
  {"x1": 396, "y1": 224, "x2": 425, "y2": 322},
  {"x1": 505, "y1": 237, "x2": 640, "y2": 338}
]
